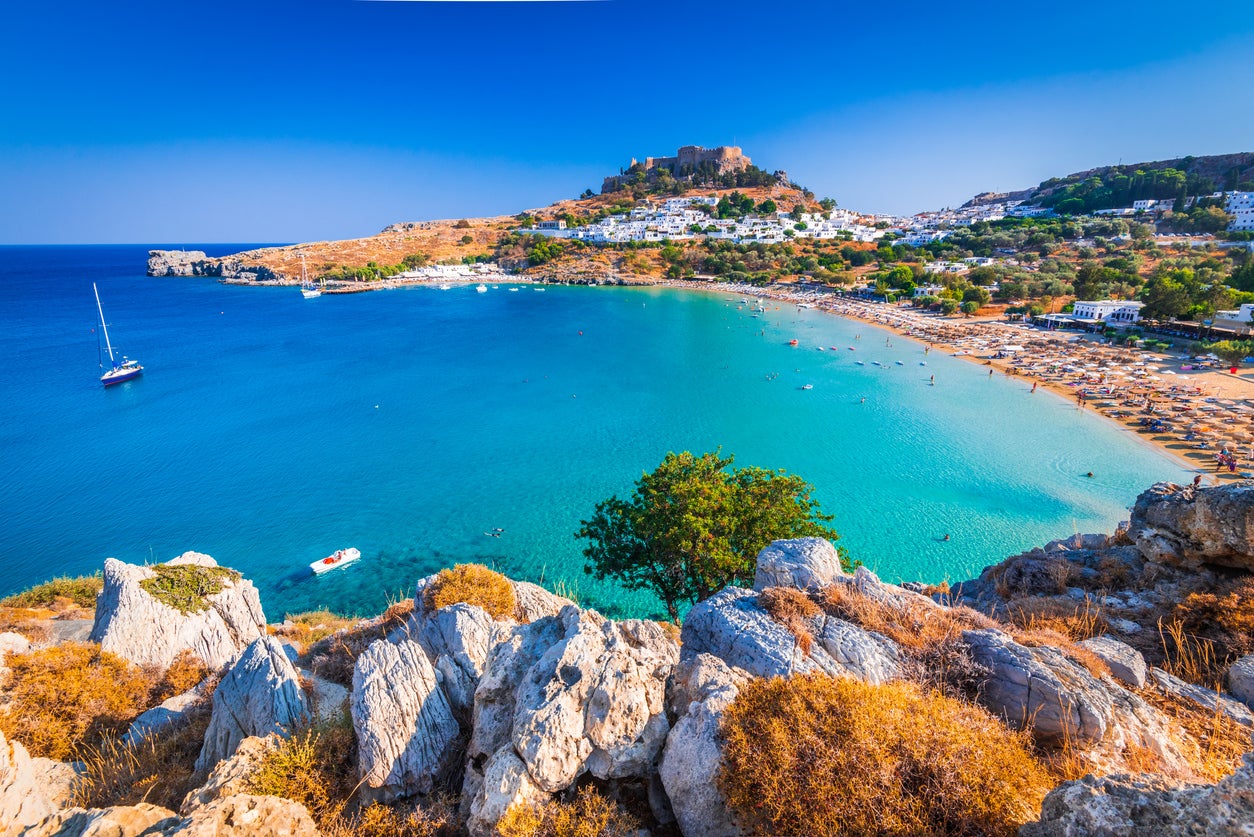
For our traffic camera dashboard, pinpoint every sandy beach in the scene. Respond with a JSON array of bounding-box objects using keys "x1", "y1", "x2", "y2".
[{"x1": 669, "y1": 279, "x2": 1254, "y2": 485}]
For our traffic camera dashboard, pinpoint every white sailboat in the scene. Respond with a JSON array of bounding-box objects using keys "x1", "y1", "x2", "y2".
[
  {"x1": 94, "y1": 283, "x2": 143, "y2": 386},
  {"x1": 299, "y1": 254, "x2": 321, "y2": 299}
]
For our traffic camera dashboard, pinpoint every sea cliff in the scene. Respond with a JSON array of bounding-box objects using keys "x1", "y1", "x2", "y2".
[{"x1": 2, "y1": 482, "x2": 1252, "y2": 836}]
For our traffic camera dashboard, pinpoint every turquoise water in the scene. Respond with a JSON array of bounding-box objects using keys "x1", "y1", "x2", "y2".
[{"x1": 0, "y1": 246, "x2": 1189, "y2": 620}]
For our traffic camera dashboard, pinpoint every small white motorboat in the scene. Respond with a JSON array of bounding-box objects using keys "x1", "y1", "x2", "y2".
[
  {"x1": 801, "y1": 384, "x2": 814, "y2": 390},
  {"x1": 476, "y1": 284, "x2": 488, "y2": 293},
  {"x1": 310, "y1": 547, "x2": 361, "y2": 575}
]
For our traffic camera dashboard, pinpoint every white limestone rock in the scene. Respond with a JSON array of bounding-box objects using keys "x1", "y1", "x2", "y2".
[
  {"x1": 21, "y1": 803, "x2": 180, "y2": 837},
  {"x1": 659, "y1": 654, "x2": 748, "y2": 837},
  {"x1": 0, "y1": 729, "x2": 79, "y2": 834},
  {"x1": 511, "y1": 581, "x2": 575, "y2": 623},
  {"x1": 162, "y1": 793, "x2": 321, "y2": 836},
  {"x1": 510, "y1": 606, "x2": 679, "y2": 792},
  {"x1": 413, "y1": 603, "x2": 509, "y2": 721},
  {"x1": 195, "y1": 636, "x2": 309, "y2": 773},
  {"x1": 89, "y1": 555, "x2": 266, "y2": 669},
  {"x1": 350, "y1": 637, "x2": 460, "y2": 799},
  {"x1": 181, "y1": 735, "x2": 280, "y2": 814},
  {"x1": 1229, "y1": 654, "x2": 1254, "y2": 709},
  {"x1": 752, "y1": 537, "x2": 847, "y2": 592},
  {"x1": 465, "y1": 749, "x2": 548, "y2": 837},
  {"x1": 681, "y1": 586, "x2": 900, "y2": 682},
  {"x1": 123, "y1": 682, "x2": 210, "y2": 747},
  {"x1": 1078, "y1": 635, "x2": 1148, "y2": 688}
]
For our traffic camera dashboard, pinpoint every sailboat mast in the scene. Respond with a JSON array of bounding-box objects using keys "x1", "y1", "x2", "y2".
[{"x1": 93, "y1": 282, "x2": 117, "y2": 365}]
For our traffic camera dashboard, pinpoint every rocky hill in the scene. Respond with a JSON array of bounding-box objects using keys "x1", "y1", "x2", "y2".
[
  {"x1": 963, "y1": 152, "x2": 1254, "y2": 209},
  {"x1": 1, "y1": 481, "x2": 1252, "y2": 835}
]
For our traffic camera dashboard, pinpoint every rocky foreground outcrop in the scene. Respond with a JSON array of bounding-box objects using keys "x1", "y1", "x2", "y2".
[
  {"x1": 4, "y1": 482, "x2": 1253, "y2": 836},
  {"x1": 89, "y1": 553, "x2": 265, "y2": 669}
]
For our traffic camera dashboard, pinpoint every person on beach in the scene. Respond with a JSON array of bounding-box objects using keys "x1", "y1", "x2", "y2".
[{"x1": 1031, "y1": 382, "x2": 1038, "y2": 393}]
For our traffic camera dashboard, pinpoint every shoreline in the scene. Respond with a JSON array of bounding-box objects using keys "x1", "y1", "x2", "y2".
[{"x1": 661, "y1": 279, "x2": 1253, "y2": 485}]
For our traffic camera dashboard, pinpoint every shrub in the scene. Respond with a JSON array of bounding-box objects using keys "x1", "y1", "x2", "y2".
[
  {"x1": 140, "y1": 564, "x2": 241, "y2": 614},
  {"x1": 759, "y1": 587, "x2": 820, "y2": 654},
  {"x1": 817, "y1": 582, "x2": 994, "y2": 697},
  {"x1": 1006, "y1": 596, "x2": 1107, "y2": 642},
  {"x1": 497, "y1": 786, "x2": 639, "y2": 837},
  {"x1": 306, "y1": 599, "x2": 414, "y2": 687},
  {"x1": 1174, "y1": 576, "x2": 1254, "y2": 662},
  {"x1": 1, "y1": 574, "x2": 103, "y2": 610},
  {"x1": 272, "y1": 611, "x2": 360, "y2": 649},
  {"x1": 149, "y1": 649, "x2": 210, "y2": 704},
  {"x1": 1136, "y1": 679, "x2": 1253, "y2": 782},
  {"x1": 423, "y1": 564, "x2": 515, "y2": 620},
  {"x1": 244, "y1": 713, "x2": 358, "y2": 827},
  {"x1": 0, "y1": 642, "x2": 153, "y2": 760},
  {"x1": 718, "y1": 674, "x2": 1051, "y2": 836},
  {"x1": 0, "y1": 607, "x2": 52, "y2": 644},
  {"x1": 75, "y1": 684, "x2": 215, "y2": 810},
  {"x1": 333, "y1": 798, "x2": 458, "y2": 837}
]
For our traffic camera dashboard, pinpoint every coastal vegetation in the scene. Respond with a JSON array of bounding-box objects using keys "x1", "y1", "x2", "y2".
[
  {"x1": 718, "y1": 674, "x2": 1052, "y2": 836},
  {"x1": 576, "y1": 450, "x2": 846, "y2": 622},
  {"x1": 422, "y1": 563, "x2": 516, "y2": 620},
  {"x1": 0, "y1": 642, "x2": 152, "y2": 760},
  {"x1": 139, "y1": 563, "x2": 241, "y2": 614},
  {"x1": 0, "y1": 573, "x2": 102, "y2": 610}
]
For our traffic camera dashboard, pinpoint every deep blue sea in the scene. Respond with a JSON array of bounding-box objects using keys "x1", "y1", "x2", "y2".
[{"x1": 0, "y1": 245, "x2": 1189, "y2": 620}]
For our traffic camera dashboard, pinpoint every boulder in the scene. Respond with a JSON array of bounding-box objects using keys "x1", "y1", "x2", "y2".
[
  {"x1": 510, "y1": 607, "x2": 678, "y2": 791},
  {"x1": 89, "y1": 555, "x2": 266, "y2": 669},
  {"x1": 123, "y1": 683, "x2": 209, "y2": 746},
  {"x1": 1147, "y1": 668, "x2": 1254, "y2": 727},
  {"x1": 412, "y1": 603, "x2": 507, "y2": 720},
  {"x1": 1078, "y1": 636, "x2": 1148, "y2": 688},
  {"x1": 681, "y1": 586, "x2": 899, "y2": 683},
  {"x1": 1130, "y1": 482, "x2": 1254, "y2": 571},
  {"x1": 1021, "y1": 752, "x2": 1254, "y2": 836},
  {"x1": 511, "y1": 581, "x2": 576, "y2": 623},
  {"x1": 162, "y1": 793, "x2": 320, "y2": 836},
  {"x1": 181, "y1": 735, "x2": 279, "y2": 814},
  {"x1": 1228, "y1": 654, "x2": 1254, "y2": 709},
  {"x1": 464, "y1": 749, "x2": 548, "y2": 837},
  {"x1": 0, "y1": 730, "x2": 78, "y2": 833},
  {"x1": 1044, "y1": 533, "x2": 1110, "y2": 552},
  {"x1": 752, "y1": 537, "x2": 846, "y2": 592},
  {"x1": 351, "y1": 637, "x2": 460, "y2": 799},
  {"x1": 195, "y1": 637, "x2": 309, "y2": 772},
  {"x1": 659, "y1": 654, "x2": 747, "y2": 837},
  {"x1": 21, "y1": 803, "x2": 180, "y2": 836}
]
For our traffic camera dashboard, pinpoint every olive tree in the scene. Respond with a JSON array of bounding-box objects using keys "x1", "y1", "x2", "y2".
[{"x1": 576, "y1": 451, "x2": 847, "y2": 622}]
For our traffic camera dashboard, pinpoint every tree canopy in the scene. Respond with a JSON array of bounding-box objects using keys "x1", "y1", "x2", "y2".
[{"x1": 576, "y1": 451, "x2": 846, "y2": 621}]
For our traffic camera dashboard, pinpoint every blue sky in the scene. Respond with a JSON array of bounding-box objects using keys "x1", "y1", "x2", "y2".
[{"x1": 2, "y1": 0, "x2": 1252, "y2": 244}]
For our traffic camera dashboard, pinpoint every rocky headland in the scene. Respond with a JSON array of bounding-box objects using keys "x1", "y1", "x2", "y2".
[{"x1": 2, "y1": 482, "x2": 1253, "y2": 836}]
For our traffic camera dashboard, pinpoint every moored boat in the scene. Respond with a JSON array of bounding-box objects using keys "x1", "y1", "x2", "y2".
[
  {"x1": 94, "y1": 283, "x2": 143, "y2": 386},
  {"x1": 310, "y1": 547, "x2": 361, "y2": 575}
]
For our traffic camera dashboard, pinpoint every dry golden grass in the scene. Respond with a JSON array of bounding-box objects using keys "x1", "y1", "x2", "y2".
[
  {"x1": 718, "y1": 674, "x2": 1052, "y2": 836},
  {"x1": 1006, "y1": 596, "x2": 1107, "y2": 642},
  {"x1": 0, "y1": 606, "x2": 52, "y2": 644},
  {"x1": 759, "y1": 587, "x2": 821, "y2": 655},
  {"x1": 1136, "y1": 680, "x2": 1253, "y2": 782},
  {"x1": 656, "y1": 620, "x2": 682, "y2": 645},
  {"x1": 272, "y1": 610, "x2": 361, "y2": 650},
  {"x1": 243, "y1": 713, "x2": 360, "y2": 828},
  {"x1": 818, "y1": 582, "x2": 996, "y2": 696},
  {"x1": 306, "y1": 599, "x2": 414, "y2": 687},
  {"x1": 1173, "y1": 576, "x2": 1254, "y2": 662},
  {"x1": 0, "y1": 642, "x2": 154, "y2": 760},
  {"x1": 148, "y1": 649, "x2": 210, "y2": 705},
  {"x1": 423, "y1": 564, "x2": 516, "y2": 620},
  {"x1": 326, "y1": 798, "x2": 459, "y2": 837},
  {"x1": 1157, "y1": 618, "x2": 1225, "y2": 688},
  {"x1": 75, "y1": 687, "x2": 215, "y2": 811},
  {"x1": 497, "y1": 786, "x2": 639, "y2": 837}
]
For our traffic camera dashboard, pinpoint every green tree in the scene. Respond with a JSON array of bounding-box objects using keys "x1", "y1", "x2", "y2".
[
  {"x1": 939, "y1": 299, "x2": 960, "y2": 316},
  {"x1": 757, "y1": 199, "x2": 777, "y2": 215},
  {"x1": 960, "y1": 300, "x2": 980, "y2": 317},
  {"x1": 1207, "y1": 340, "x2": 1254, "y2": 368},
  {"x1": 576, "y1": 451, "x2": 846, "y2": 621}
]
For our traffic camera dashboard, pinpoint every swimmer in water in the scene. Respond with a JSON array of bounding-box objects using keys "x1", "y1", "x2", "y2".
[
  {"x1": 943, "y1": 534, "x2": 950, "y2": 541},
  {"x1": 1086, "y1": 472, "x2": 1094, "y2": 478}
]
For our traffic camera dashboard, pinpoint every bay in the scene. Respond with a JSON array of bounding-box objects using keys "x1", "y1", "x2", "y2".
[{"x1": 0, "y1": 245, "x2": 1188, "y2": 620}]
